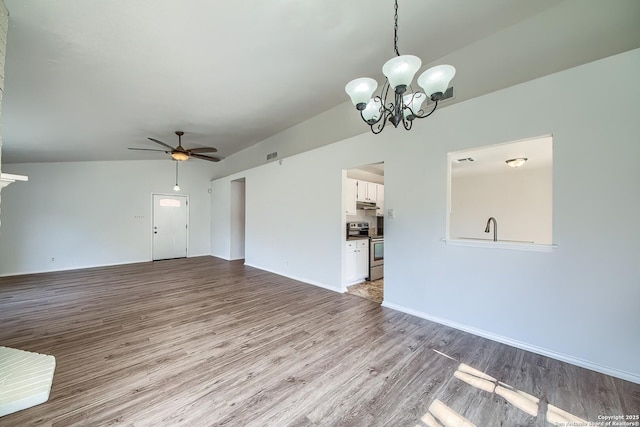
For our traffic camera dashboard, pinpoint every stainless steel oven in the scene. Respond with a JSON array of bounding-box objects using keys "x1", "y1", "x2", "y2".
[{"x1": 369, "y1": 237, "x2": 383, "y2": 281}]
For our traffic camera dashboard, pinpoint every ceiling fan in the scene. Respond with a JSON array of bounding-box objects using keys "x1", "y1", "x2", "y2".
[{"x1": 128, "y1": 131, "x2": 221, "y2": 162}]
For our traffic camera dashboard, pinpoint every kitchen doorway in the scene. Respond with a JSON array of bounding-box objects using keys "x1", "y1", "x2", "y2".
[{"x1": 343, "y1": 162, "x2": 384, "y2": 304}]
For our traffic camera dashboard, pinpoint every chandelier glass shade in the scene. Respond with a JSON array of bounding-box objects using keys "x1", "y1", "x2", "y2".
[{"x1": 345, "y1": 1, "x2": 456, "y2": 134}]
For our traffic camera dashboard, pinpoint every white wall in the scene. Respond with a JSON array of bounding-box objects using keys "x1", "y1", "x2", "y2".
[
  {"x1": 211, "y1": 49, "x2": 640, "y2": 383},
  {"x1": 0, "y1": 1, "x2": 8, "y2": 227},
  {"x1": 211, "y1": 145, "x2": 386, "y2": 291},
  {"x1": 213, "y1": 102, "x2": 366, "y2": 180},
  {"x1": 451, "y1": 165, "x2": 552, "y2": 243},
  {"x1": 0, "y1": 160, "x2": 213, "y2": 275}
]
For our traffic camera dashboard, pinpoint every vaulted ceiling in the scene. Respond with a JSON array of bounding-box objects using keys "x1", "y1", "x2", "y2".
[{"x1": 2, "y1": 0, "x2": 639, "y2": 164}]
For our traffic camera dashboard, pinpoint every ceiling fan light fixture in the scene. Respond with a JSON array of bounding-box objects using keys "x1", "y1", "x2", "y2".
[
  {"x1": 171, "y1": 151, "x2": 189, "y2": 161},
  {"x1": 506, "y1": 158, "x2": 528, "y2": 168},
  {"x1": 129, "y1": 130, "x2": 220, "y2": 162}
]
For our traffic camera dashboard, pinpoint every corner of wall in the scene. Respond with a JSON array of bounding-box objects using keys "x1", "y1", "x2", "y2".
[{"x1": 0, "y1": 0, "x2": 9, "y2": 228}]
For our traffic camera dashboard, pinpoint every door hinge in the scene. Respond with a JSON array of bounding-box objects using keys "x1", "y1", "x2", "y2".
[{"x1": 186, "y1": 224, "x2": 188, "y2": 229}]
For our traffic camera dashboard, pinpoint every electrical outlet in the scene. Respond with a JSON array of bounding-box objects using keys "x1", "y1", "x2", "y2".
[
  {"x1": 50, "y1": 257, "x2": 55, "y2": 262},
  {"x1": 387, "y1": 208, "x2": 395, "y2": 219}
]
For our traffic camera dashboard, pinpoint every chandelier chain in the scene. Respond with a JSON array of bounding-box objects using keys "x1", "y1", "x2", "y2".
[{"x1": 393, "y1": 0, "x2": 400, "y2": 56}]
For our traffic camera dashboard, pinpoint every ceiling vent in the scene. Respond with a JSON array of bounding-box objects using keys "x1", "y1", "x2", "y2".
[{"x1": 456, "y1": 157, "x2": 475, "y2": 163}]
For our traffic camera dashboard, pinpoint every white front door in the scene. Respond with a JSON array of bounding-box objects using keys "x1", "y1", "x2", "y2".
[{"x1": 152, "y1": 194, "x2": 188, "y2": 260}]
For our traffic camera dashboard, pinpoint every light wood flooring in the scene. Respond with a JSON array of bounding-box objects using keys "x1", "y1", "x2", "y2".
[{"x1": 1, "y1": 256, "x2": 638, "y2": 426}]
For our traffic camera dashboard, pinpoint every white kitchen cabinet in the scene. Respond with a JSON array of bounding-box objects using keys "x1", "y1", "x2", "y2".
[
  {"x1": 344, "y1": 178, "x2": 357, "y2": 215},
  {"x1": 376, "y1": 184, "x2": 384, "y2": 217},
  {"x1": 356, "y1": 239, "x2": 369, "y2": 278},
  {"x1": 345, "y1": 242, "x2": 358, "y2": 283},
  {"x1": 356, "y1": 180, "x2": 378, "y2": 203},
  {"x1": 345, "y1": 239, "x2": 369, "y2": 284},
  {"x1": 355, "y1": 180, "x2": 367, "y2": 202}
]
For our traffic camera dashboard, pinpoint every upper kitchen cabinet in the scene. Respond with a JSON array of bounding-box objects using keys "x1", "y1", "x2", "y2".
[
  {"x1": 345, "y1": 163, "x2": 384, "y2": 218},
  {"x1": 344, "y1": 178, "x2": 357, "y2": 215},
  {"x1": 356, "y1": 180, "x2": 377, "y2": 203}
]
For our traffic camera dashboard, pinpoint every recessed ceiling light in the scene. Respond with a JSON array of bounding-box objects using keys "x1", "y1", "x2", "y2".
[{"x1": 505, "y1": 158, "x2": 528, "y2": 168}]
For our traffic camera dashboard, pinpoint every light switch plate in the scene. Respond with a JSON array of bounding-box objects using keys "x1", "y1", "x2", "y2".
[{"x1": 387, "y1": 208, "x2": 395, "y2": 219}]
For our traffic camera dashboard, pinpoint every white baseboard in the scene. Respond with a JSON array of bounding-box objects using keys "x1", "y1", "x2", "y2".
[
  {"x1": 188, "y1": 252, "x2": 212, "y2": 258},
  {"x1": 0, "y1": 254, "x2": 214, "y2": 278},
  {"x1": 382, "y1": 301, "x2": 640, "y2": 385},
  {"x1": 210, "y1": 252, "x2": 231, "y2": 261},
  {"x1": 209, "y1": 254, "x2": 244, "y2": 262},
  {"x1": 243, "y1": 263, "x2": 342, "y2": 293},
  {"x1": 344, "y1": 278, "x2": 366, "y2": 289},
  {"x1": 0, "y1": 258, "x2": 151, "y2": 277}
]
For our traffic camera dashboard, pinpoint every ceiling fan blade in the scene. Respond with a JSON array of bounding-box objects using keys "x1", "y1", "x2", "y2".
[
  {"x1": 186, "y1": 146, "x2": 218, "y2": 154},
  {"x1": 148, "y1": 137, "x2": 175, "y2": 151},
  {"x1": 190, "y1": 153, "x2": 221, "y2": 162},
  {"x1": 128, "y1": 148, "x2": 169, "y2": 152}
]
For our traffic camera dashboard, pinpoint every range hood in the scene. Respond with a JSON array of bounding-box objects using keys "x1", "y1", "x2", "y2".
[{"x1": 357, "y1": 201, "x2": 378, "y2": 211}]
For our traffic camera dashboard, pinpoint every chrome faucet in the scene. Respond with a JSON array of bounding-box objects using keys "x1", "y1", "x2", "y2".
[{"x1": 484, "y1": 217, "x2": 497, "y2": 241}]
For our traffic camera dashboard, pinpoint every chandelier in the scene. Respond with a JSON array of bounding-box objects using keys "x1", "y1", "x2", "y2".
[{"x1": 345, "y1": 0, "x2": 456, "y2": 134}]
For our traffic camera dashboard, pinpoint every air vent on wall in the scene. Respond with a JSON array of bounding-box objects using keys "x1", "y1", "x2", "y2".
[
  {"x1": 427, "y1": 86, "x2": 455, "y2": 105},
  {"x1": 266, "y1": 152, "x2": 278, "y2": 161}
]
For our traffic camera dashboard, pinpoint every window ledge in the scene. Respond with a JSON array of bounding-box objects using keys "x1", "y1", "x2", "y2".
[{"x1": 443, "y1": 238, "x2": 556, "y2": 252}]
